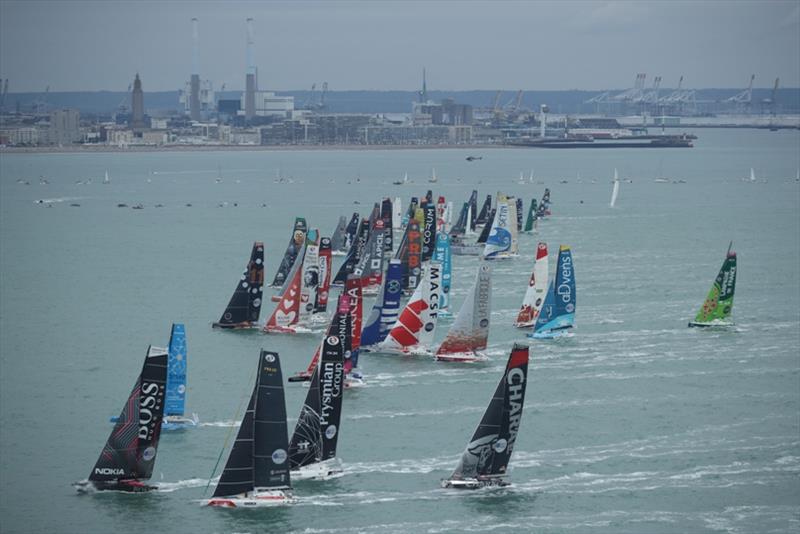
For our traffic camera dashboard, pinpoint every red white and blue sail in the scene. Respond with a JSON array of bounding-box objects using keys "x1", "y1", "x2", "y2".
[{"x1": 360, "y1": 259, "x2": 403, "y2": 349}]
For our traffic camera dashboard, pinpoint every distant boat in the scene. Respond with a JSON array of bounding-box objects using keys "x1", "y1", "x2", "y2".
[
  {"x1": 528, "y1": 245, "x2": 575, "y2": 339},
  {"x1": 103, "y1": 170, "x2": 110, "y2": 184},
  {"x1": 436, "y1": 262, "x2": 492, "y2": 362},
  {"x1": 392, "y1": 172, "x2": 409, "y2": 186},
  {"x1": 465, "y1": 156, "x2": 482, "y2": 161},
  {"x1": 429, "y1": 168, "x2": 438, "y2": 183},
  {"x1": 514, "y1": 242, "x2": 548, "y2": 328},
  {"x1": 610, "y1": 168, "x2": 620, "y2": 208},
  {"x1": 529, "y1": 170, "x2": 535, "y2": 184},
  {"x1": 204, "y1": 350, "x2": 295, "y2": 507},
  {"x1": 74, "y1": 346, "x2": 168, "y2": 493},
  {"x1": 654, "y1": 178, "x2": 670, "y2": 183},
  {"x1": 213, "y1": 242, "x2": 265, "y2": 329},
  {"x1": 518, "y1": 172, "x2": 526, "y2": 185},
  {"x1": 688, "y1": 242, "x2": 736, "y2": 328},
  {"x1": 289, "y1": 322, "x2": 345, "y2": 480},
  {"x1": 749, "y1": 168, "x2": 756, "y2": 182},
  {"x1": 441, "y1": 344, "x2": 529, "y2": 489}
]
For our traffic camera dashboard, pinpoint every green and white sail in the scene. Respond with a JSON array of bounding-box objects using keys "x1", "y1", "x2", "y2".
[{"x1": 689, "y1": 243, "x2": 737, "y2": 327}]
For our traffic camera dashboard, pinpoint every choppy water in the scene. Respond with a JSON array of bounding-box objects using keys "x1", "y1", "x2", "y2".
[{"x1": 1, "y1": 129, "x2": 799, "y2": 533}]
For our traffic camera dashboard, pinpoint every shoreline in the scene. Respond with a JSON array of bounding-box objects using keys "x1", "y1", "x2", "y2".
[{"x1": 0, "y1": 144, "x2": 500, "y2": 155}]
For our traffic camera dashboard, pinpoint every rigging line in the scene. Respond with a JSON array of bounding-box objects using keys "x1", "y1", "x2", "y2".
[{"x1": 202, "y1": 361, "x2": 259, "y2": 497}]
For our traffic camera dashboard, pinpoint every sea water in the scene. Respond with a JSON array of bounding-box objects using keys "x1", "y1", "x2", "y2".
[{"x1": 1, "y1": 129, "x2": 798, "y2": 533}]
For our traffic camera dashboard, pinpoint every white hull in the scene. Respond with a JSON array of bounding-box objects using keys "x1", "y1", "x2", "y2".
[
  {"x1": 204, "y1": 488, "x2": 296, "y2": 508},
  {"x1": 436, "y1": 351, "x2": 488, "y2": 363},
  {"x1": 291, "y1": 459, "x2": 344, "y2": 481},
  {"x1": 441, "y1": 477, "x2": 509, "y2": 490},
  {"x1": 344, "y1": 374, "x2": 365, "y2": 389},
  {"x1": 162, "y1": 413, "x2": 200, "y2": 430}
]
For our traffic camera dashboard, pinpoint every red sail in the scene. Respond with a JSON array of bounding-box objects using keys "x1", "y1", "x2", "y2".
[{"x1": 264, "y1": 259, "x2": 303, "y2": 331}]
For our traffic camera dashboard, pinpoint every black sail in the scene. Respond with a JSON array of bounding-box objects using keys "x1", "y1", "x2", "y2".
[
  {"x1": 381, "y1": 198, "x2": 394, "y2": 254},
  {"x1": 476, "y1": 195, "x2": 492, "y2": 225},
  {"x1": 343, "y1": 213, "x2": 360, "y2": 251},
  {"x1": 271, "y1": 218, "x2": 308, "y2": 287},
  {"x1": 515, "y1": 198, "x2": 523, "y2": 232},
  {"x1": 215, "y1": 242, "x2": 264, "y2": 327},
  {"x1": 467, "y1": 190, "x2": 478, "y2": 230},
  {"x1": 89, "y1": 346, "x2": 167, "y2": 483},
  {"x1": 333, "y1": 218, "x2": 369, "y2": 285},
  {"x1": 449, "y1": 202, "x2": 469, "y2": 237},
  {"x1": 288, "y1": 360, "x2": 323, "y2": 469},
  {"x1": 253, "y1": 350, "x2": 291, "y2": 489},
  {"x1": 213, "y1": 350, "x2": 291, "y2": 497},
  {"x1": 421, "y1": 203, "x2": 437, "y2": 262},
  {"x1": 450, "y1": 344, "x2": 529, "y2": 480},
  {"x1": 330, "y1": 216, "x2": 348, "y2": 252},
  {"x1": 476, "y1": 209, "x2": 496, "y2": 244}
]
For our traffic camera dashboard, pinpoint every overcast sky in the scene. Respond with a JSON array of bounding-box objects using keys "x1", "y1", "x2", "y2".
[{"x1": 1, "y1": 0, "x2": 798, "y2": 93}]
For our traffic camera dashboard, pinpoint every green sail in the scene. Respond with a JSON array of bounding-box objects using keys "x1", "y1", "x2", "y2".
[
  {"x1": 691, "y1": 251, "x2": 737, "y2": 325},
  {"x1": 524, "y1": 199, "x2": 537, "y2": 233}
]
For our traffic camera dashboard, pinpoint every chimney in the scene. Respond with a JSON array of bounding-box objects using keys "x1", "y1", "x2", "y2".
[
  {"x1": 189, "y1": 17, "x2": 200, "y2": 121},
  {"x1": 244, "y1": 18, "x2": 256, "y2": 121}
]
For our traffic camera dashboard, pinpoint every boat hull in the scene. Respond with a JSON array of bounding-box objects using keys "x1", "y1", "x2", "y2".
[
  {"x1": 204, "y1": 489, "x2": 296, "y2": 508},
  {"x1": 162, "y1": 413, "x2": 200, "y2": 430},
  {"x1": 73, "y1": 479, "x2": 156, "y2": 494},
  {"x1": 212, "y1": 322, "x2": 260, "y2": 330},
  {"x1": 688, "y1": 320, "x2": 734, "y2": 328},
  {"x1": 528, "y1": 328, "x2": 573, "y2": 339},
  {"x1": 441, "y1": 477, "x2": 510, "y2": 490},
  {"x1": 291, "y1": 459, "x2": 344, "y2": 481},
  {"x1": 435, "y1": 351, "x2": 488, "y2": 363}
]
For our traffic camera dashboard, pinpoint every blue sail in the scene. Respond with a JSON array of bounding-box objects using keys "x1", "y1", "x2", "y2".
[
  {"x1": 483, "y1": 200, "x2": 512, "y2": 259},
  {"x1": 433, "y1": 233, "x2": 452, "y2": 315},
  {"x1": 529, "y1": 246, "x2": 575, "y2": 338},
  {"x1": 165, "y1": 323, "x2": 187, "y2": 416},
  {"x1": 360, "y1": 259, "x2": 403, "y2": 348}
]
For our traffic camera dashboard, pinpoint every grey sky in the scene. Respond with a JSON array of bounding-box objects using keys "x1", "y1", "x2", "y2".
[{"x1": 1, "y1": 0, "x2": 798, "y2": 93}]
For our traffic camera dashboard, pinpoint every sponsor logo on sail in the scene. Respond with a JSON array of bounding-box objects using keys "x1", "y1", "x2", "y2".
[
  {"x1": 272, "y1": 449, "x2": 288, "y2": 464},
  {"x1": 95, "y1": 467, "x2": 125, "y2": 476},
  {"x1": 139, "y1": 381, "x2": 162, "y2": 440}
]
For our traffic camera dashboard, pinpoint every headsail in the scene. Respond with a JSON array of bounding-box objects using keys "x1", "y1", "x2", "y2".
[
  {"x1": 271, "y1": 218, "x2": 307, "y2": 287},
  {"x1": 165, "y1": 324, "x2": 187, "y2": 417},
  {"x1": 436, "y1": 262, "x2": 492, "y2": 361},
  {"x1": 530, "y1": 245, "x2": 575, "y2": 338},
  {"x1": 689, "y1": 243, "x2": 737, "y2": 327},
  {"x1": 213, "y1": 242, "x2": 264, "y2": 328},
  {"x1": 212, "y1": 350, "x2": 291, "y2": 497},
  {"x1": 610, "y1": 168, "x2": 620, "y2": 208},
  {"x1": 515, "y1": 197, "x2": 523, "y2": 233},
  {"x1": 515, "y1": 243, "x2": 549, "y2": 328},
  {"x1": 445, "y1": 344, "x2": 529, "y2": 486},
  {"x1": 264, "y1": 245, "x2": 306, "y2": 332},
  {"x1": 88, "y1": 346, "x2": 167, "y2": 485}
]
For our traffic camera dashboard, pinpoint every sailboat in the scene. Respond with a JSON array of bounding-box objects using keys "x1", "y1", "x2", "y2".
[
  {"x1": 378, "y1": 261, "x2": 442, "y2": 356},
  {"x1": 483, "y1": 195, "x2": 515, "y2": 259},
  {"x1": 441, "y1": 344, "x2": 529, "y2": 489},
  {"x1": 74, "y1": 345, "x2": 168, "y2": 493},
  {"x1": 514, "y1": 243, "x2": 548, "y2": 328},
  {"x1": 528, "y1": 245, "x2": 575, "y2": 339},
  {"x1": 610, "y1": 168, "x2": 620, "y2": 208},
  {"x1": 360, "y1": 259, "x2": 404, "y2": 350},
  {"x1": 748, "y1": 168, "x2": 756, "y2": 182},
  {"x1": 204, "y1": 350, "x2": 295, "y2": 507},
  {"x1": 433, "y1": 233, "x2": 452, "y2": 317},
  {"x1": 517, "y1": 172, "x2": 526, "y2": 185},
  {"x1": 288, "y1": 327, "x2": 345, "y2": 480},
  {"x1": 213, "y1": 242, "x2": 265, "y2": 329},
  {"x1": 436, "y1": 262, "x2": 492, "y2": 362},
  {"x1": 392, "y1": 172, "x2": 409, "y2": 186},
  {"x1": 529, "y1": 170, "x2": 535, "y2": 184},
  {"x1": 264, "y1": 230, "x2": 319, "y2": 334},
  {"x1": 330, "y1": 216, "x2": 349, "y2": 256},
  {"x1": 270, "y1": 218, "x2": 308, "y2": 288},
  {"x1": 523, "y1": 199, "x2": 538, "y2": 233},
  {"x1": 103, "y1": 170, "x2": 110, "y2": 184},
  {"x1": 688, "y1": 242, "x2": 737, "y2": 327},
  {"x1": 163, "y1": 324, "x2": 199, "y2": 429},
  {"x1": 429, "y1": 168, "x2": 438, "y2": 183}
]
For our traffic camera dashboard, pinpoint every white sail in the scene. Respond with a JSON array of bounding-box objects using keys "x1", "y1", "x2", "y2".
[
  {"x1": 483, "y1": 195, "x2": 512, "y2": 259},
  {"x1": 297, "y1": 232, "x2": 320, "y2": 326},
  {"x1": 103, "y1": 170, "x2": 110, "y2": 184},
  {"x1": 393, "y1": 197, "x2": 402, "y2": 230},
  {"x1": 379, "y1": 261, "x2": 440, "y2": 353},
  {"x1": 446, "y1": 201, "x2": 453, "y2": 227},
  {"x1": 610, "y1": 168, "x2": 620, "y2": 208},
  {"x1": 436, "y1": 262, "x2": 492, "y2": 361},
  {"x1": 507, "y1": 195, "x2": 519, "y2": 254},
  {"x1": 749, "y1": 168, "x2": 756, "y2": 182},
  {"x1": 429, "y1": 168, "x2": 438, "y2": 183},
  {"x1": 529, "y1": 170, "x2": 534, "y2": 184},
  {"x1": 465, "y1": 203, "x2": 476, "y2": 236},
  {"x1": 514, "y1": 242, "x2": 549, "y2": 327}
]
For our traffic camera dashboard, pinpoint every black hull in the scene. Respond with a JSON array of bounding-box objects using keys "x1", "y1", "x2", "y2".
[{"x1": 212, "y1": 322, "x2": 259, "y2": 330}]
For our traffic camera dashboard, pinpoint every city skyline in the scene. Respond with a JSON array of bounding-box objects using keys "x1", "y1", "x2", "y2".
[{"x1": 1, "y1": 0, "x2": 799, "y2": 93}]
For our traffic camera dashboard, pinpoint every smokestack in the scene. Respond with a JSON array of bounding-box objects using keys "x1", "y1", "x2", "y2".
[
  {"x1": 189, "y1": 18, "x2": 200, "y2": 121},
  {"x1": 244, "y1": 17, "x2": 256, "y2": 121}
]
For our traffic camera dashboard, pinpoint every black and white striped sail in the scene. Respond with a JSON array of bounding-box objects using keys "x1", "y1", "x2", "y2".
[
  {"x1": 288, "y1": 327, "x2": 345, "y2": 469},
  {"x1": 214, "y1": 242, "x2": 264, "y2": 327},
  {"x1": 448, "y1": 344, "x2": 529, "y2": 481},
  {"x1": 212, "y1": 350, "x2": 291, "y2": 497},
  {"x1": 89, "y1": 345, "x2": 167, "y2": 483}
]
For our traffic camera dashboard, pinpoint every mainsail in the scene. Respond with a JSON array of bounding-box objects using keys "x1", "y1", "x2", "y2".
[
  {"x1": 297, "y1": 230, "x2": 321, "y2": 326},
  {"x1": 421, "y1": 202, "x2": 437, "y2": 262},
  {"x1": 87, "y1": 345, "x2": 167, "y2": 489},
  {"x1": 314, "y1": 237, "x2": 332, "y2": 313},
  {"x1": 392, "y1": 197, "x2": 403, "y2": 230},
  {"x1": 476, "y1": 195, "x2": 492, "y2": 226},
  {"x1": 515, "y1": 197, "x2": 523, "y2": 233},
  {"x1": 483, "y1": 196, "x2": 512, "y2": 259},
  {"x1": 433, "y1": 233, "x2": 452, "y2": 315},
  {"x1": 290, "y1": 293, "x2": 350, "y2": 382},
  {"x1": 352, "y1": 218, "x2": 386, "y2": 290},
  {"x1": 436, "y1": 262, "x2": 492, "y2": 361},
  {"x1": 379, "y1": 261, "x2": 441, "y2": 354},
  {"x1": 264, "y1": 244, "x2": 306, "y2": 333},
  {"x1": 444, "y1": 344, "x2": 529, "y2": 487},
  {"x1": 514, "y1": 243, "x2": 549, "y2": 328},
  {"x1": 530, "y1": 245, "x2": 575, "y2": 338},
  {"x1": 524, "y1": 199, "x2": 538, "y2": 233},
  {"x1": 271, "y1": 218, "x2": 307, "y2": 287},
  {"x1": 330, "y1": 216, "x2": 348, "y2": 254},
  {"x1": 165, "y1": 324, "x2": 187, "y2": 417},
  {"x1": 344, "y1": 276, "x2": 363, "y2": 379},
  {"x1": 212, "y1": 350, "x2": 291, "y2": 497},
  {"x1": 689, "y1": 243, "x2": 737, "y2": 327},
  {"x1": 344, "y1": 213, "x2": 360, "y2": 251},
  {"x1": 476, "y1": 209, "x2": 495, "y2": 244},
  {"x1": 213, "y1": 242, "x2": 264, "y2": 328},
  {"x1": 361, "y1": 259, "x2": 403, "y2": 348},
  {"x1": 333, "y1": 218, "x2": 369, "y2": 286},
  {"x1": 289, "y1": 330, "x2": 345, "y2": 470},
  {"x1": 381, "y1": 198, "x2": 394, "y2": 254}
]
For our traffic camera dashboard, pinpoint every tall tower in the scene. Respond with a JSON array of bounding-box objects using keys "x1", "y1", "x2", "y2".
[
  {"x1": 244, "y1": 17, "x2": 256, "y2": 122},
  {"x1": 132, "y1": 73, "x2": 144, "y2": 129},
  {"x1": 419, "y1": 67, "x2": 428, "y2": 103},
  {"x1": 189, "y1": 18, "x2": 200, "y2": 121}
]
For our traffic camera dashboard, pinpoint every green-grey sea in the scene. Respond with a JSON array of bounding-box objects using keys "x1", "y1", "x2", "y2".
[{"x1": 1, "y1": 129, "x2": 799, "y2": 533}]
